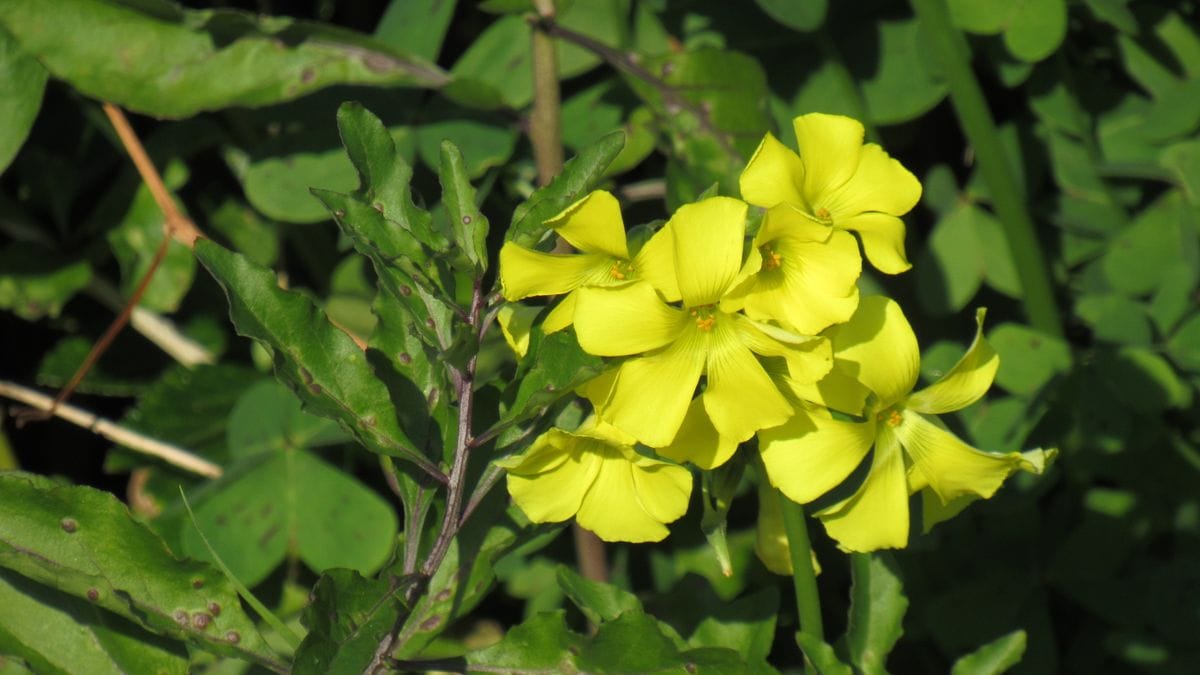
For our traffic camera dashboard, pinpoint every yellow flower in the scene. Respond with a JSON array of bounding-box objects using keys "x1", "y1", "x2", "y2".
[
  {"x1": 739, "y1": 113, "x2": 921, "y2": 274},
  {"x1": 726, "y1": 202, "x2": 862, "y2": 335},
  {"x1": 573, "y1": 197, "x2": 831, "y2": 451},
  {"x1": 495, "y1": 303, "x2": 540, "y2": 358},
  {"x1": 759, "y1": 296, "x2": 1050, "y2": 552},
  {"x1": 497, "y1": 416, "x2": 692, "y2": 543},
  {"x1": 498, "y1": 190, "x2": 673, "y2": 333}
]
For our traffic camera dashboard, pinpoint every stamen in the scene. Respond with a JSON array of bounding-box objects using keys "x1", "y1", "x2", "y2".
[
  {"x1": 609, "y1": 263, "x2": 626, "y2": 280},
  {"x1": 696, "y1": 316, "x2": 716, "y2": 332},
  {"x1": 885, "y1": 410, "x2": 903, "y2": 427},
  {"x1": 815, "y1": 206, "x2": 831, "y2": 219},
  {"x1": 761, "y1": 247, "x2": 783, "y2": 271}
]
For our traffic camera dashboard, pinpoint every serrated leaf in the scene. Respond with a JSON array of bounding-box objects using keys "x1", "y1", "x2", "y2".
[
  {"x1": 0, "y1": 473, "x2": 281, "y2": 670},
  {"x1": 508, "y1": 131, "x2": 626, "y2": 247},
  {"x1": 0, "y1": 0, "x2": 448, "y2": 119},
  {"x1": 846, "y1": 552, "x2": 908, "y2": 675},
  {"x1": 293, "y1": 569, "x2": 413, "y2": 675},
  {"x1": 439, "y1": 141, "x2": 489, "y2": 272},
  {"x1": 0, "y1": 570, "x2": 189, "y2": 675},
  {"x1": 194, "y1": 238, "x2": 444, "y2": 480},
  {"x1": 951, "y1": 630, "x2": 1027, "y2": 675},
  {"x1": 0, "y1": 28, "x2": 47, "y2": 175}
]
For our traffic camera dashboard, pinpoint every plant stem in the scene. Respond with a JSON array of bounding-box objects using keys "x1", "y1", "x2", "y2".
[
  {"x1": 909, "y1": 0, "x2": 1064, "y2": 338},
  {"x1": 779, "y1": 492, "x2": 824, "y2": 643},
  {"x1": 530, "y1": 0, "x2": 563, "y2": 185}
]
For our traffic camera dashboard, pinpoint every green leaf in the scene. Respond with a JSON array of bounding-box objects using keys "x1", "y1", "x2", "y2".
[
  {"x1": 0, "y1": 570, "x2": 189, "y2": 675},
  {"x1": 557, "y1": 565, "x2": 642, "y2": 625},
  {"x1": 951, "y1": 629, "x2": 1028, "y2": 675},
  {"x1": 0, "y1": 28, "x2": 47, "y2": 175},
  {"x1": 507, "y1": 130, "x2": 626, "y2": 247},
  {"x1": 688, "y1": 587, "x2": 778, "y2": 665},
  {"x1": 105, "y1": 161, "x2": 195, "y2": 312},
  {"x1": 293, "y1": 569, "x2": 414, "y2": 675},
  {"x1": 181, "y1": 450, "x2": 398, "y2": 586},
  {"x1": 415, "y1": 102, "x2": 518, "y2": 179},
  {"x1": 794, "y1": 632, "x2": 853, "y2": 675},
  {"x1": 987, "y1": 323, "x2": 1072, "y2": 396},
  {"x1": 500, "y1": 330, "x2": 605, "y2": 426},
  {"x1": 1167, "y1": 313, "x2": 1200, "y2": 372},
  {"x1": 576, "y1": 610, "x2": 697, "y2": 672},
  {"x1": 754, "y1": 0, "x2": 827, "y2": 31},
  {"x1": 1093, "y1": 347, "x2": 1192, "y2": 413},
  {"x1": 1099, "y1": 191, "x2": 1190, "y2": 296},
  {"x1": 1075, "y1": 294, "x2": 1153, "y2": 345},
  {"x1": 0, "y1": 0, "x2": 449, "y2": 118},
  {"x1": 917, "y1": 205, "x2": 985, "y2": 314},
  {"x1": 439, "y1": 141, "x2": 490, "y2": 272},
  {"x1": 846, "y1": 552, "x2": 909, "y2": 675},
  {"x1": 374, "y1": 0, "x2": 457, "y2": 62},
  {"x1": 0, "y1": 473, "x2": 281, "y2": 670},
  {"x1": 226, "y1": 380, "x2": 346, "y2": 460},
  {"x1": 948, "y1": 0, "x2": 1066, "y2": 62},
  {"x1": 0, "y1": 245, "x2": 91, "y2": 320},
  {"x1": 194, "y1": 238, "x2": 443, "y2": 479},
  {"x1": 466, "y1": 610, "x2": 584, "y2": 672}
]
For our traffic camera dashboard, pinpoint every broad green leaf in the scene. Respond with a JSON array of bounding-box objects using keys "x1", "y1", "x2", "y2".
[
  {"x1": 1162, "y1": 139, "x2": 1200, "y2": 204},
  {"x1": 181, "y1": 449, "x2": 398, "y2": 586},
  {"x1": 507, "y1": 131, "x2": 626, "y2": 247},
  {"x1": 226, "y1": 380, "x2": 345, "y2": 460},
  {"x1": 0, "y1": 570, "x2": 188, "y2": 675},
  {"x1": 105, "y1": 161, "x2": 195, "y2": 312},
  {"x1": 194, "y1": 239, "x2": 442, "y2": 478},
  {"x1": 1083, "y1": 0, "x2": 1136, "y2": 33},
  {"x1": 415, "y1": 102, "x2": 518, "y2": 179},
  {"x1": 1167, "y1": 313, "x2": 1200, "y2": 372},
  {"x1": 35, "y1": 336, "x2": 147, "y2": 398},
  {"x1": 242, "y1": 148, "x2": 359, "y2": 225},
  {"x1": 0, "y1": 245, "x2": 90, "y2": 320},
  {"x1": 1093, "y1": 347, "x2": 1192, "y2": 414},
  {"x1": 1075, "y1": 294, "x2": 1153, "y2": 345},
  {"x1": 1099, "y1": 191, "x2": 1189, "y2": 296},
  {"x1": 0, "y1": 473, "x2": 281, "y2": 670},
  {"x1": 846, "y1": 552, "x2": 908, "y2": 675},
  {"x1": 850, "y1": 16, "x2": 946, "y2": 125},
  {"x1": 465, "y1": 610, "x2": 584, "y2": 672},
  {"x1": 439, "y1": 141, "x2": 490, "y2": 272},
  {"x1": 374, "y1": 0, "x2": 458, "y2": 62},
  {"x1": 951, "y1": 629, "x2": 1027, "y2": 675},
  {"x1": 0, "y1": 28, "x2": 47, "y2": 175},
  {"x1": 500, "y1": 330, "x2": 605, "y2": 426},
  {"x1": 916, "y1": 205, "x2": 985, "y2": 314},
  {"x1": 948, "y1": 0, "x2": 1066, "y2": 62},
  {"x1": 576, "y1": 610, "x2": 743, "y2": 673},
  {"x1": 203, "y1": 197, "x2": 279, "y2": 267},
  {"x1": 293, "y1": 569, "x2": 413, "y2": 675},
  {"x1": 754, "y1": 0, "x2": 827, "y2": 31},
  {"x1": 988, "y1": 323, "x2": 1072, "y2": 396},
  {"x1": 0, "y1": 0, "x2": 449, "y2": 118},
  {"x1": 795, "y1": 632, "x2": 853, "y2": 675},
  {"x1": 557, "y1": 565, "x2": 642, "y2": 625},
  {"x1": 688, "y1": 587, "x2": 778, "y2": 666}
]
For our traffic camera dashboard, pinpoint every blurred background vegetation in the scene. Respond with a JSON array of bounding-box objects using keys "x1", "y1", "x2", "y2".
[{"x1": 1, "y1": 0, "x2": 1199, "y2": 672}]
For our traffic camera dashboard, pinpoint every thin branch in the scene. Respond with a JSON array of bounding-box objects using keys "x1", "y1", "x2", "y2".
[
  {"x1": 85, "y1": 278, "x2": 215, "y2": 368},
  {"x1": 459, "y1": 463, "x2": 504, "y2": 527},
  {"x1": 0, "y1": 380, "x2": 222, "y2": 479},
  {"x1": 101, "y1": 103, "x2": 203, "y2": 248},
  {"x1": 539, "y1": 18, "x2": 741, "y2": 162}
]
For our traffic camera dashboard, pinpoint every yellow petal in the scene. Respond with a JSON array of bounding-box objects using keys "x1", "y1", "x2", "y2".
[
  {"x1": 793, "y1": 113, "x2": 866, "y2": 204},
  {"x1": 574, "y1": 282, "x2": 685, "y2": 356},
  {"x1": 540, "y1": 292, "x2": 576, "y2": 334},
  {"x1": 629, "y1": 455, "x2": 693, "y2": 524},
  {"x1": 657, "y1": 397, "x2": 739, "y2": 469},
  {"x1": 577, "y1": 368, "x2": 617, "y2": 409},
  {"x1": 760, "y1": 411, "x2": 875, "y2": 504},
  {"x1": 703, "y1": 322, "x2": 793, "y2": 442},
  {"x1": 577, "y1": 414, "x2": 638, "y2": 447},
  {"x1": 735, "y1": 317, "x2": 832, "y2": 384},
  {"x1": 600, "y1": 335, "x2": 706, "y2": 447},
  {"x1": 754, "y1": 482, "x2": 820, "y2": 577},
  {"x1": 907, "y1": 308, "x2": 998, "y2": 414},
  {"x1": 758, "y1": 202, "x2": 833, "y2": 243},
  {"x1": 546, "y1": 189, "x2": 630, "y2": 259},
  {"x1": 576, "y1": 448, "x2": 687, "y2": 542},
  {"x1": 920, "y1": 488, "x2": 977, "y2": 532},
  {"x1": 505, "y1": 432, "x2": 601, "y2": 523},
  {"x1": 782, "y1": 364, "x2": 872, "y2": 416},
  {"x1": 823, "y1": 144, "x2": 922, "y2": 219},
  {"x1": 817, "y1": 427, "x2": 909, "y2": 552},
  {"x1": 671, "y1": 197, "x2": 748, "y2": 306},
  {"x1": 739, "y1": 132, "x2": 808, "y2": 209},
  {"x1": 829, "y1": 296, "x2": 919, "y2": 406},
  {"x1": 633, "y1": 223, "x2": 681, "y2": 302},
  {"x1": 896, "y1": 411, "x2": 1024, "y2": 503},
  {"x1": 836, "y1": 212, "x2": 911, "y2": 274},
  {"x1": 496, "y1": 303, "x2": 540, "y2": 358},
  {"x1": 761, "y1": 232, "x2": 862, "y2": 334},
  {"x1": 494, "y1": 428, "x2": 571, "y2": 473},
  {"x1": 499, "y1": 242, "x2": 611, "y2": 300}
]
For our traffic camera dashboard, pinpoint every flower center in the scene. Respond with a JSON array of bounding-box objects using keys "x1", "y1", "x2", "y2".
[
  {"x1": 759, "y1": 244, "x2": 783, "y2": 271},
  {"x1": 689, "y1": 305, "x2": 717, "y2": 332},
  {"x1": 876, "y1": 407, "x2": 904, "y2": 428},
  {"x1": 608, "y1": 259, "x2": 635, "y2": 281},
  {"x1": 813, "y1": 206, "x2": 832, "y2": 224}
]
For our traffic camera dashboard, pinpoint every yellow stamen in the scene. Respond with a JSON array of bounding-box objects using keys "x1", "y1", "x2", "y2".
[
  {"x1": 609, "y1": 264, "x2": 626, "y2": 280},
  {"x1": 885, "y1": 410, "x2": 903, "y2": 427},
  {"x1": 696, "y1": 316, "x2": 716, "y2": 332},
  {"x1": 761, "y1": 247, "x2": 783, "y2": 271},
  {"x1": 815, "y1": 206, "x2": 831, "y2": 219}
]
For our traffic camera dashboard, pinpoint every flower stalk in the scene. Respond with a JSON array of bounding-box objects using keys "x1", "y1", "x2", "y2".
[{"x1": 779, "y1": 493, "x2": 825, "y2": 645}]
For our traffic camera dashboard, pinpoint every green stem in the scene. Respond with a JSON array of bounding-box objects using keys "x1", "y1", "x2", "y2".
[
  {"x1": 909, "y1": 0, "x2": 1064, "y2": 338},
  {"x1": 779, "y1": 491, "x2": 824, "y2": 643},
  {"x1": 530, "y1": 0, "x2": 564, "y2": 186}
]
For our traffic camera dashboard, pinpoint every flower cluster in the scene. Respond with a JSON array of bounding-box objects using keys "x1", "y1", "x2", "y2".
[{"x1": 497, "y1": 113, "x2": 1050, "y2": 552}]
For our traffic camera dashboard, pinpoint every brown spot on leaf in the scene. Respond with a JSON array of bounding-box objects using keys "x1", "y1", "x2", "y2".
[
  {"x1": 420, "y1": 615, "x2": 442, "y2": 631},
  {"x1": 60, "y1": 518, "x2": 78, "y2": 533},
  {"x1": 208, "y1": 602, "x2": 221, "y2": 617},
  {"x1": 192, "y1": 578, "x2": 205, "y2": 589},
  {"x1": 192, "y1": 613, "x2": 212, "y2": 630},
  {"x1": 461, "y1": 215, "x2": 472, "y2": 225},
  {"x1": 435, "y1": 589, "x2": 451, "y2": 602},
  {"x1": 300, "y1": 68, "x2": 316, "y2": 84},
  {"x1": 399, "y1": 285, "x2": 412, "y2": 297},
  {"x1": 226, "y1": 630, "x2": 241, "y2": 644},
  {"x1": 87, "y1": 588, "x2": 99, "y2": 602},
  {"x1": 373, "y1": 202, "x2": 385, "y2": 212},
  {"x1": 173, "y1": 610, "x2": 189, "y2": 627},
  {"x1": 398, "y1": 353, "x2": 413, "y2": 365}
]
